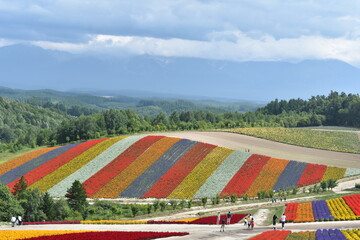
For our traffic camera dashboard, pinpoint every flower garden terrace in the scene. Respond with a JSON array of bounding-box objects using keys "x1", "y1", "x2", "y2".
[{"x1": 1, "y1": 134, "x2": 359, "y2": 200}]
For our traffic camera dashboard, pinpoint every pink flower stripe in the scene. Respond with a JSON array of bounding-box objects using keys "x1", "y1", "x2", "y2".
[
  {"x1": 142, "y1": 142, "x2": 216, "y2": 198},
  {"x1": 220, "y1": 154, "x2": 270, "y2": 197},
  {"x1": 0, "y1": 147, "x2": 59, "y2": 176},
  {"x1": 84, "y1": 136, "x2": 164, "y2": 197},
  {"x1": 23, "y1": 231, "x2": 189, "y2": 240},
  {"x1": 342, "y1": 194, "x2": 360, "y2": 216},
  {"x1": 297, "y1": 163, "x2": 327, "y2": 187},
  {"x1": 7, "y1": 139, "x2": 106, "y2": 190}
]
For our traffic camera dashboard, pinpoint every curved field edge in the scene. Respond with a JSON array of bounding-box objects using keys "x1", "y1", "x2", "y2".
[{"x1": 221, "y1": 127, "x2": 360, "y2": 154}]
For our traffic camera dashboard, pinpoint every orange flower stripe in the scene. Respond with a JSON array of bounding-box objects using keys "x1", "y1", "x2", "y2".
[
  {"x1": 322, "y1": 166, "x2": 346, "y2": 181},
  {"x1": 294, "y1": 202, "x2": 314, "y2": 223},
  {"x1": 0, "y1": 230, "x2": 95, "y2": 240},
  {"x1": 29, "y1": 137, "x2": 121, "y2": 192},
  {"x1": 168, "y1": 147, "x2": 233, "y2": 199},
  {"x1": 91, "y1": 137, "x2": 179, "y2": 198},
  {"x1": 246, "y1": 158, "x2": 289, "y2": 197},
  {"x1": 0, "y1": 147, "x2": 58, "y2": 175}
]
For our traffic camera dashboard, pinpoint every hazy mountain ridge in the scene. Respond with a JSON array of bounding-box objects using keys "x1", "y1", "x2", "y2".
[{"x1": 0, "y1": 44, "x2": 359, "y2": 101}]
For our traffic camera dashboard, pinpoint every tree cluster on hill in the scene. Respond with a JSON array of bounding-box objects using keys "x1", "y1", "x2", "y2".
[
  {"x1": 0, "y1": 91, "x2": 358, "y2": 153},
  {"x1": 258, "y1": 91, "x2": 360, "y2": 127}
]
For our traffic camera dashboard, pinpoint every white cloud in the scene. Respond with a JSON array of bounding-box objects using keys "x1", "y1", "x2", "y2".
[{"x1": 32, "y1": 32, "x2": 360, "y2": 67}]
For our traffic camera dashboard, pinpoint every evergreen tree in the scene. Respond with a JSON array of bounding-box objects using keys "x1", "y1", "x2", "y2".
[
  {"x1": 41, "y1": 192, "x2": 56, "y2": 221},
  {"x1": 12, "y1": 176, "x2": 28, "y2": 198},
  {"x1": 65, "y1": 180, "x2": 89, "y2": 219},
  {"x1": 0, "y1": 183, "x2": 23, "y2": 221}
]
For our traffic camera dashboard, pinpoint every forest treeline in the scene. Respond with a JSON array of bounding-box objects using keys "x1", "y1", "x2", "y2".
[{"x1": 0, "y1": 91, "x2": 359, "y2": 153}]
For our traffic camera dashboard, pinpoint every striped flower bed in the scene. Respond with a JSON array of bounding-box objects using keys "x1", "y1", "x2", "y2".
[
  {"x1": 88, "y1": 135, "x2": 162, "y2": 198},
  {"x1": 121, "y1": 139, "x2": 198, "y2": 198},
  {"x1": 250, "y1": 229, "x2": 360, "y2": 240},
  {"x1": 100, "y1": 137, "x2": 180, "y2": 199},
  {"x1": 144, "y1": 142, "x2": 216, "y2": 198},
  {"x1": 220, "y1": 154, "x2": 270, "y2": 197},
  {"x1": 1, "y1": 135, "x2": 359, "y2": 200},
  {"x1": 23, "y1": 214, "x2": 247, "y2": 225},
  {"x1": 0, "y1": 231, "x2": 189, "y2": 240},
  {"x1": 284, "y1": 195, "x2": 360, "y2": 222},
  {"x1": 246, "y1": 158, "x2": 289, "y2": 197},
  {"x1": 168, "y1": 147, "x2": 233, "y2": 199}
]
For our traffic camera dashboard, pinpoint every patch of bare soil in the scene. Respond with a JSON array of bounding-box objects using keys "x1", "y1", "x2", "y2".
[
  {"x1": 158, "y1": 131, "x2": 360, "y2": 168},
  {"x1": 252, "y1": 209, "x2": 270, "y2": 226}
]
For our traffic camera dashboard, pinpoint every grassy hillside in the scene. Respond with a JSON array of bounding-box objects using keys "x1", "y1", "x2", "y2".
[
  {"x1": 224, "y1": 127, "x2": 360, "y2": 154},
  {"x1": 1, "y1": 135, "x2": 359, "y2": 200}
]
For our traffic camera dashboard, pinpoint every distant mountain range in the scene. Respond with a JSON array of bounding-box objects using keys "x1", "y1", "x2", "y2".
[
  {"x1": 0, "y1": 86, "x2": 262, "y2": 116},
  {"x1": 0, "y1": 44, "x2": 359, "y2": 101}
]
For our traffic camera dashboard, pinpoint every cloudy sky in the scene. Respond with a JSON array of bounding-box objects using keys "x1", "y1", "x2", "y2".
[{"x1": 1, "y1": 0, "x2": 360, "y2": 67}]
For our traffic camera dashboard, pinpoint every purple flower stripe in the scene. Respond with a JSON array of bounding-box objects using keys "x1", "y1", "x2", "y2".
[
  {"x1": 312, "y1": 200, "x2": 334, "y2": 220},
  {"x1": 0, "y1": 143, "x2": 80, "y2": 185},
  {"x1": 120, "y1": 139, "x2": 198, "y2": 198},
  {"x1": 273, "y1": 161, "x2": 307, "y2": 191},
  {"x1": 316, "y1": 229, "x2": 347, "y2": 240}
]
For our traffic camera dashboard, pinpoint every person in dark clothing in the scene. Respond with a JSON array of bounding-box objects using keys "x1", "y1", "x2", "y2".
[
  {"x1": 220, "y1": 218, "x2": 226, "y2": 232},
  {"x1": 272, "y1": 214, "x2": 278, "y2": 230}
]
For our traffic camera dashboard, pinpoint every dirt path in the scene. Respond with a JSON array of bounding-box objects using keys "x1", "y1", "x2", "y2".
[
  {"x1": 158, "y1": 131, "x2": 360, "y2": 168},
  {"x1": 333, "y1": 178, "x2": 360, "y2": 193}
]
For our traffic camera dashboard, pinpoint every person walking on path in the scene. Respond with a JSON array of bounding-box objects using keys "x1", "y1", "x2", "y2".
[
  {"x1": 220, "y1": 218, "x2": 226, "y2": 232},
  {"x1": 272, "y1": 214, "x2": 278, "y2": 230},
  {"x1": 281, "y1": 213, "x2": 286, "y2": 229},
  {"x1": 250, "y1": 215, "x2": 255, "y2": 229},
  {"x1": 247, "y1": 214, "x2": 251, "y2": 229},
  {"x1": 11, "y1": 216, "x2": 16, "y2": 227},
  {"x1": 17, "y1": 216, "x2": 22, "y2": 225},
  {"x1": 226, "y1": 211, "x2": 232, "y2": 224},
  {"x1": 216, "y1": 211, "x2": 221, "y2": 225}
]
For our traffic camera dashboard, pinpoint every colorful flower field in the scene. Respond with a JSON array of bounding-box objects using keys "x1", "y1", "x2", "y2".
[
  {"x1": 0, "y1": 231, "x2": 189, "y2": 240},
  {"x1": 249, "y1": 229, "x2": 360, "y2": 240},
  {"x1": 22, "y1": 214, "x2": 247, "y2": 225},
  {"x1": 284, "y1": 194, "x2": 360, "y2": 222},
  {"x1": 0, "y1": 135, "x2": 359, "y2": 199}
]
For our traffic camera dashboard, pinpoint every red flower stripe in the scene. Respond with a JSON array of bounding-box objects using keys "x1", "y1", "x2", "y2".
[
  {"x1": 7, "y1": 139, "x2": 106, "y2": 190},
  {"x1": 220, "y1": 154, "x2": 270, "y2": 197},
  {"x1": 297, "y1": 163, "x2": 327, "y2": 187},
  {"x1": 284, "y1": 203, "x2": 298, "y2": 222},
  {"x1": 142, "y1": 142, "x2": 216, "y2": 198},
  {"x1": 249, "y1": 230, "x2": 291, "y2": 240},
  {"x1": 342, "y1": 194, "x2": 360, "y2": 216},
  {"x1": 23, "y1": 231, "x2": 189, "y2": 240},
  {"x1": 191, "y1": 213, "x2": 247, "y2": 224},
  {"x1": 91, "y1": 136, "x2": 179, "y2": 199},
  {"x1": 0, "y1": 147, "x2": 59, "y2": 176},
  {"x1": 84, "y1": 136, "x2": 164, "y2": 197}
]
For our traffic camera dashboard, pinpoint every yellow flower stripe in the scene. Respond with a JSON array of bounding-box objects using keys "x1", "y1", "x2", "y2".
[
  {"x1": 30, "y1": 137, "x2": 123, "y2": 192},
  {"x1": 294, "y1": 202, "x2": 314, "y2": 223},
  {"x1": 92, "y1": 137, "x2": 180, "y2": 198},
  {"x1": 168, "y1": 147, "x2": 233, "y2": 199},
  {"x1": 342, "y1": 229, "x2": 360, "y2": 240},
  {"x1": 326, "y1": 198, "x2": 358, "y2": 220},
  {"x1": 0, "y1": 147, "x2": 59, "y2": 175},
  {"x1": 246, "y1": 157, "x2": 289, "y2": 197},
  {"x1": 81, "y1": 220, "x2": 147, "y2": 224},
  {"x1": 322, "y1": 166, "x2": 346, "y2": 181},
  {"x1": 0, "y1": 230, "x2": 95, "y2": 240},
  {"x1": 174, "y1": 217, "x2": 200, "y2": 222}
]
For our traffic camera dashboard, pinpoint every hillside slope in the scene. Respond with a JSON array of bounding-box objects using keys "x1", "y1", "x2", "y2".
[{"x1": 1, "y1": 135, "x2": 359, "y2": 199}]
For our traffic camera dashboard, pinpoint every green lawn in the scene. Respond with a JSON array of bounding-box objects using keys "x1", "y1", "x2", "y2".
[{"x1": 224, "y1": 127, "x2": 360, "y2": 154}]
